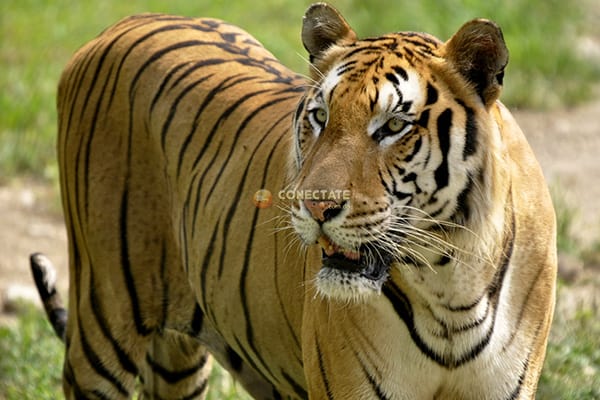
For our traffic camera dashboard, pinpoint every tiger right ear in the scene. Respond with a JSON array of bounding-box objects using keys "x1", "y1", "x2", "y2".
[
  {"x1": 443, "y1": 19, "x2": 509, "y2": 107},
  {"x1": 302, "y1": 3, "x2": 357, "y2": 62}
]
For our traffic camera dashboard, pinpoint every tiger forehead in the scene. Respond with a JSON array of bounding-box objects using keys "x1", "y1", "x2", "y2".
[
  {"x1": 319, "y1": 58, "x2": 432, "y2": 119},
  {"x1": 317, "y1": 32, "x2": 441, "y2": 100}
]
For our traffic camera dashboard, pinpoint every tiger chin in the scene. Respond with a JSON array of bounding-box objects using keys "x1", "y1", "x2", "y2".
[{"x1": 31, "y1": 2, "x2": 556, "y2": 400}]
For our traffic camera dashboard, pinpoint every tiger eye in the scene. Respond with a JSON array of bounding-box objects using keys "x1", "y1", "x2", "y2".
[
  {"x1": 387, "y1": 117, "x2": 405, "y2": 133},
  {"x1": 315, "y1": 108, "x2": 328, "y2": 124}
]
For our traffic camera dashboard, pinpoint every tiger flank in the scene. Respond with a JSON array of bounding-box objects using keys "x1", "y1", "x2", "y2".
[{"x1": 31, "y1": 3, "x2": 556, "y2": 399}]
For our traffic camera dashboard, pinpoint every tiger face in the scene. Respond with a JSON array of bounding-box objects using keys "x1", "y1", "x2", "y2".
[{"x1": 290, "y1": 5, "x2": 508, "y2": 302}]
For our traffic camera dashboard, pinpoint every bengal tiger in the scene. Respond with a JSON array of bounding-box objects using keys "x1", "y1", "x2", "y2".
[{"x1": 31, "y1": 3, "x2": 557, "y2": 399}]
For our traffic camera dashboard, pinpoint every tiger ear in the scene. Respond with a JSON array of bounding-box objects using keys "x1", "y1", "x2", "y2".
[
  {"x1": 302, "y1": 3, "x2": 357, "y2": 62},
  {"x1": 443, "y1": 19, "x2": 509, "y2": 107}
]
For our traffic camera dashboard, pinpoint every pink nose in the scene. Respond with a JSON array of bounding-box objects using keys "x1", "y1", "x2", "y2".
[{"x1": 303, "y1": 199, "x2": 343, "y2": 222}]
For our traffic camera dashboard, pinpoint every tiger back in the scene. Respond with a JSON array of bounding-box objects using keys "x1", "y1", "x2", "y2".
[
  {"x1": 52, "y1": 13, "x2": 310, "y2": 399},
  {"x1": 31, "y1": 3, "x2": 556, "y2": 400}
]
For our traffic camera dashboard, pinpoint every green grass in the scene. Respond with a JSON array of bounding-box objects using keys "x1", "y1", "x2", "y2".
[
  {"x1": 0, "y1": 306, "x2": 63, "y2": 399},
  {"x1": 0, "y1": 304, "x2": 251, "y2": 399},
  {"x1": 538, "y1": 307, "x2": 600, "y2": 399},
  {"x1": 1, "y1": 0, "x2": 599, "y2": 179}
]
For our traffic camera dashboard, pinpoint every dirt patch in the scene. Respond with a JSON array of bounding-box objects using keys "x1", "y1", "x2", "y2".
[
  {"x1": 0, "y1": 182, "x2": 67, "y2": 324},
  {"x1": 516, "y1": 100, "x2": 600, "y2": 243}
]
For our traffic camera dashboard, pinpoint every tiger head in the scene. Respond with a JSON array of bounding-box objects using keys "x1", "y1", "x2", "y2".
[{"x1": 289, "y1": 4, "x2": 509, "y2": 302}]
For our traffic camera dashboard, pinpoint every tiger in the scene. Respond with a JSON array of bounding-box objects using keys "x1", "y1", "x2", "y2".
[{"x1": 30, "y1": 2, "x2": 557, "y2": 399}]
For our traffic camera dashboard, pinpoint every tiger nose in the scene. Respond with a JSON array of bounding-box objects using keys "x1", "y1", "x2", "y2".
[{"x1": 303, "y1": 199, "x2": 344, "y2": 222}]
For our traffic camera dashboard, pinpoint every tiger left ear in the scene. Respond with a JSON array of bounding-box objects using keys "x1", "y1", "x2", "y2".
[
  {"x1": 302, "y1": 3, "x2": 357, "y2": 62},
  {"x1": 443, "y1": 19, "x2": 509, "y2": 107}
]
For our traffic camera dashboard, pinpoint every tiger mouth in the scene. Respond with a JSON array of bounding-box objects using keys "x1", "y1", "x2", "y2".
[{"x1": 317, "y1": 235, "x2": 390, "y2": 282}]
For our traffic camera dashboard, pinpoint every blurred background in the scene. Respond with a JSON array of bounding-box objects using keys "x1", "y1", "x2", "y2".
[{"x1": 1, "y1": 0, "x2": 599, "y2": 398}]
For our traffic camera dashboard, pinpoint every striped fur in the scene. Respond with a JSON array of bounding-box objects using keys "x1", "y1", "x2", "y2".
[{"x1": 31, "y1": 4, "x2": 556, "y2": 400}]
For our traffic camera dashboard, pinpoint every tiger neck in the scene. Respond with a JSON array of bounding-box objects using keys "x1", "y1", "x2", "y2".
[{"x1": 390, "y1": 178, "x2": 513, "y2": 319}]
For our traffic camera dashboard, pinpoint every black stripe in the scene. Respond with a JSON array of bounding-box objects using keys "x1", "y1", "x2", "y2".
[
  {"x1": 63, "y1": 361, "x2": 75, "y2": 392},
  {"x1": 199, "y1": 219, "x2": 220, "y2": 313},
  {"x1": 168, "y1": 58, "x2": 227, "y2": 92},
  {"x1": 108, "y1": 23, "x2": 192, "y2": 110},
  {"x1": 382, "y1": 283, "x2": 446, "y2": 366},
  {"x1": 443, "y1": 293, "x2": 485, "y2": 312},
  {"x1": 360, "y1": 359, "x2": 390, "y2": 400},
  {"x1": 453, "y1": 196, "x2": 516, "y2": 366},
  {"x1": 83, "y1": 60, "x2": 117, "y2": 220},
  {"x1": 379, "y1": 167, "x2": 394, "y2": 194},
  {"x1": 223, "y1": 112, "x2": 292, "y2": 382},
  {"x1": 425, "y1": 82, "x2": 438, "y2": 106},
  {"x1": 129, "y1": 39, "x2": 215, "y2": 97},
  {"x1": 434, "y1": 108, "x2": 452, "y2": 190},
  {"x1": 451, "y1": 300, "x2": 491, "y2": 334},
  {"x1": 341, "y1": 44, "x2": 382, "y2": 61},
  {"x1": 190, "y1": 303, "x2": 204, "y2": 337},
  {"x1": 77, "y1": 317, "x2": 131, "y2": 396},
  {"x1": 281, "y1": 370, "x2": 308, "y2": 399},
  {"x1": 179, "y1": 380, "x2": 209, "y2": 400},
  {"x1": 457, "y1": 99, "x2": 477, "y2": 159},
  {"x1": 451, "y1": 318, "x2": 495, "y2": 367},
  {"x1": 315, "y1": 338, "x2": 334, "y2": 400},
  {"x1": 181, "y1": 203, "x2": 190, "y2": 275},
  {"x1": 488, "y1": 202, "x2": 515, "y2": 301},
  {"x1": 150, "y1": 62, "x2": 190, "y2": 112},
  {"x1": 119, "y1": 189, "x2": 153, "y2": 336},
  {"x1": 502, "y1": 266, "x2": 545, "y2": 351},
  {"x1": 336, "y1": 60, "x2": 357, "y2": 75},
  {"x1": 188, "y1": 74, "x2": 257, "y2": 173},
  {"x1": 196, "y1": 84, "x2": 277, "y2": 191},
  {"x1": 401, "y1": 100, "x2": 413, "y2": 112},
  {"x1": 161, "y1": 73, "x2": 213, "y2": 152},
  {"x1": 89, "y1": 272, "x2": 139, "y2": 375},
  {"x1": 189, "y1": 139, "x2": 223, "y2": 235},
  {"x1": 392, "y1": 65, "x2": 409, "y2": 81},
  {"x1": 438, "y1": 254, "x2": 451, "y2": 266},
  {"x1": 505, "y1": 325, "x2": 539, "y2": 400},
  {"x1": 233, "y1": 335, "x2": 279, "y2": 386},
  {"x1": 159, "y1": 241, "x2": 169, "y2": 328},
  {"x1": 273, "y1": 233, "x2": 302, "y2": 350},
  {"x1": 370, "y1": 89, "x2": 380, "y2": 113},
  {"x1": 416, "y1": 108, "x2": 430, "y2": 128},
  {"x1": 146, "y1": 352, "x2": 208, "y2": 383},
  {"x1": 72, "y1": 23, "x2": 144, "y2": 228},
  {"x1": 294, "y1": 95, "x2": 306, "y2": 124},
  {"x1": 204, "y1": 93, "x2": 296, "y2": 208},
  {"x1": 453, "y1": 172, "x2": 474, "y2": 223},
  {"x1": 385, "y1": 72, "x2": 399, "y2": 85},
  {"x1": 226, "y1": 345, "x2": 244, "y2": 372}
]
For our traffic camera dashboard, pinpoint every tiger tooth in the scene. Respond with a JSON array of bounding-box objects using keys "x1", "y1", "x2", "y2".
[
  {"x1": 318, "y1": 235, "x2": 360, "y2": 259},
  {"x1": 317, "y1": 235, "x2": 336, "y2": 256}
]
